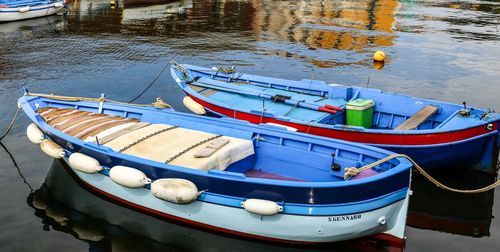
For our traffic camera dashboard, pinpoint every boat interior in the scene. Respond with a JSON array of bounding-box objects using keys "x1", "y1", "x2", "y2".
[
  {"x1": 181, "y1": 66, "x2": 493, "y2": 131},
  {"x1": 33, "y1": 101, "x2": 399, "y2": 183}
]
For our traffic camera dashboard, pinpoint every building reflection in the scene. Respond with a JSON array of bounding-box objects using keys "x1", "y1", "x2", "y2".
[{"x1": 64, "y1": 0, "x2": 398, "y2": 50}]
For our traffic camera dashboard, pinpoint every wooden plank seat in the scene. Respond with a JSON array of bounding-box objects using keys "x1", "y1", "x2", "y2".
[
  {"x1": 38, "y1": 108, "x2": 254, "y2": 171},
  {"x1": 395, "y1": 105, "x2": 439, "y2": 130}
]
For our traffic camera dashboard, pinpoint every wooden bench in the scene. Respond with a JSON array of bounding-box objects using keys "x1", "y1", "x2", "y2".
[{"x1": 395, "y1": 106, "x2": 438, "y2": 130}]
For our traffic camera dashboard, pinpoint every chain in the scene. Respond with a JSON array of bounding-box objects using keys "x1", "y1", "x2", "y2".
[
  {"x1": 119, "y1": 126, "x2": 179, "y2": 152},
  {"x1": 165, "y1": 135, "x2": 223, "y2": 163}
]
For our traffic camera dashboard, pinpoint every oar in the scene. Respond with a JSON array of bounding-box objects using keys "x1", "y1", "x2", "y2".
[{"x1": 186, "y1": 77, "x2": 340, "y2": 114}]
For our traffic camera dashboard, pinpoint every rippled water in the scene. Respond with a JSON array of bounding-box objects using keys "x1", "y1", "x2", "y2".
[{"x1": 0, "y1": 0, "x2": 499, "y2": 251}]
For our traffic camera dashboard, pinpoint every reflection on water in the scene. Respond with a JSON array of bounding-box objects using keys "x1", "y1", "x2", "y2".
[
  {"x1": 1, "y1": 0, "x2": 500, "y2": 251},
  {"x1": 408, "y1": 171, "x2": 496, "y2": 237}
]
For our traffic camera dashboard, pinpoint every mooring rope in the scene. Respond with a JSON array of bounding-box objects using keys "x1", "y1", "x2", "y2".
[
  {"x1": 0, "y1": 107, "x2": 20, "y2": 142},
  {"x1": 344, "y1": 153, "x2": 500, "y2": 193}
]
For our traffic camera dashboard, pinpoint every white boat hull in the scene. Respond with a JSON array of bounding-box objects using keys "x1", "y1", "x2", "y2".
[
  {"x1": 68, "y1": 165, "x2": 410, "y2": 244},
  {"x1": 0, "y1": 3, "x2": 64, "y2": 22}
]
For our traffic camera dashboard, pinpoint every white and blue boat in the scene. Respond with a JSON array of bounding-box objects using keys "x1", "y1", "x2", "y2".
[
  {"x1": 18, "y1": 91, "x2": 412, "y2": 245},
  {"x1": 0, "y1": 0, "x2": 65, "y2": 22},
  {"x1": 171, "y1": 63, "x2": 500, "y2": 173}
]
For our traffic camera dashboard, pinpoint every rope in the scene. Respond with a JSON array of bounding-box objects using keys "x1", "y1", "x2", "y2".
[
  {"x1": 344, "y1": 153, "x2": 500, "y2": 193},
  {"x1": 26, "y1": 92, "x2": 172, "y2": 109},
  {"x1": 128, "y1": 62, "x2": 172, "y2": 103},
  {"x1": 0, "y1": 107, "x2": 20, "y2": 142}
]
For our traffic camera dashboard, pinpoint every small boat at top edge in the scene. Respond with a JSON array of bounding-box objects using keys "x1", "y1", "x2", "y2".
[
  {"x1": 19, "y1": 90, "x2": 412, "y2": 245},
  {"x1": 0, "y1": 0, "x2": 65, "y2": 22},
  {"x1": 170, "y1": 62, "x2": 500, "y2": 173}
]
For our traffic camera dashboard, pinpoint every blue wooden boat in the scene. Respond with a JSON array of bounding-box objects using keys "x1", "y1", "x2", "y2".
[
  {"x1": 19, "y1": 91, "x2": 412, "y2": 244},
  {"x1": 170, "y1": 63, "x2": 500, "y2": 173},
  {"x1": 0, "y1": 0, "x2": 65, "y2": 22}
]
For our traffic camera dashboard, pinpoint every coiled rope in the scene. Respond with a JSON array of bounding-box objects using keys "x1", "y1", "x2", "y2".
[{"x1": 344, "y1": 153, "x2": 500, "y2": 193}]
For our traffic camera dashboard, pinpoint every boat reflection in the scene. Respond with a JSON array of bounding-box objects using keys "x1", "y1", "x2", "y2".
[
  {"x1": 122, "y1": 0, "x2": 192, "y2": 23},
  {"x1": 28, "y1": 160, "x2": 406, "y2": 252},
  {"x1": 407, "y1": 169, "x2": 496, "y2": 237},
  {"x1": 0, "y1": 15, "x2": 67, "y2": 36}
]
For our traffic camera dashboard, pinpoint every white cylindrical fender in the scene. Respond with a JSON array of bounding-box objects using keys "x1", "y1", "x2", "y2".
[
  {"x1": 68, "y1": 153, "x2": 103, "y2": 174},
  {"x1": 18, "y1": 6, "x2": 30, "y2": 13},
  {"x1": 109, "y1": 166, "x2": 151, "y2": 188},
  {"x1": 151, "y1": 178, "x2": 199, "y2": 204},
  {"x1": 40, "y1": 139, "x2": 65, "y2": 159},
  {"x1": 183, "y1": 96, "x2": 206, "y2": 115},
  {"x1": 27, "y1": 123, "x2": 44, "y2": 144},
  {"x1": 241, "y1": 199, "x2": 283, "y2": 216}
]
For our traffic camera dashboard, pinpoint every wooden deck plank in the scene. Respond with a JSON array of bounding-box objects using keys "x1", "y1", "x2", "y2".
[{"x1": 395, "y1": 106, "x2": 438, "y2": 130}]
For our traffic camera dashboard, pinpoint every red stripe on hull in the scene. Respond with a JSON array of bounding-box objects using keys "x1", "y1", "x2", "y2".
[{"x1": 188, "y1": 94, "x2": 497, "y2": 145}]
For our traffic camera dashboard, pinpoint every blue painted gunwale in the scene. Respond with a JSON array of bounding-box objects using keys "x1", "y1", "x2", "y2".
[{"x1": 19, "y1": 94, "x2": 412, "y2": 215}]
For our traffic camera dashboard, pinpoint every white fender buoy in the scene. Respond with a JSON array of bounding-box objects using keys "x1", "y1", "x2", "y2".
[
  {"x1": 27, "y1": 123, "x2": 44, "y2": 144},
  {"x1": 151, "y1": 178, "x2": 199, "y2": 204},
  {"x1": 183, "y1": 96, "x2": 206, "y2": 115},
  {"x1": 40, "y1": 139, "x2": 65, "y2": 159},
  {"x1": 68, "y1": 153, "x2": 103, "y2": 174},
  {"x1": 265, "y1": 123, "x2": 298, "y2": 132},
  {"x1": 18, "y1": 6, "x2": 30, "y2": 13},
  {"x1": 109, "y1": 166, "x2": 151, "y2": 188},
  {"x1": 241, "y1": 199, "x2": 283, "y2": 216}
]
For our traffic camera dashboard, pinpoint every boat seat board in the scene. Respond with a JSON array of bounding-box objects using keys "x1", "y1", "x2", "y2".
[
  {"x1": 395, "y1": 106, "x2": 439, "y2": 130},
  {"x1": 104, "y1": 124, "x2": 254, "y2": 171}
]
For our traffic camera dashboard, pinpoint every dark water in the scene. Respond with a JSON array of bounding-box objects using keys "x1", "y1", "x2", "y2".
[{"x1": 0, "y1": 0, "x2": 499, "y2": 251}]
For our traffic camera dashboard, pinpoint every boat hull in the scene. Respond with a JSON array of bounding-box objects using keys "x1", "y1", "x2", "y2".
[
  {"x1": 0, "y1": 3, "x2": 64, "y2": 22},
  {"x1": 67, "y1": 161, "x2": 410, "y2": 244},
  {"x1": 188, "y1": 94, "x2": 500, "y2": 173}
]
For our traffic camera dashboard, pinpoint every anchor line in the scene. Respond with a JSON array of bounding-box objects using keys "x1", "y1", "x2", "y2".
[
  {"x1": 0, "y1": 142, "x2": 34, "y2": 192},
  {"x1": 344, "y1": 153, "x2": 500, "y2": 193},
  {"x1": 0, "y1": 107, "x2": 20, "y2": 142}
]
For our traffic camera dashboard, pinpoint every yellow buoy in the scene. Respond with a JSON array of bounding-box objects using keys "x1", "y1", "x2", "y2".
[
  {"x1": 110, "y1": 0, "x2": 117, "y2": 6},
  {"x1": 373, "y1": 51, "x2": 386, "y2": 62}
]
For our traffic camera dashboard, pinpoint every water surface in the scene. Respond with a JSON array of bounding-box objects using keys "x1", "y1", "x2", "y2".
[{"x1": 0, "y1": 0, "x2": 499, "y2": 251}]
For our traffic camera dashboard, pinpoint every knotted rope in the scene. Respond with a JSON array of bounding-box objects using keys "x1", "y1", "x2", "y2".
[{"x1": 344, "y1": 153, "x2": 500, "y2": 193}]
